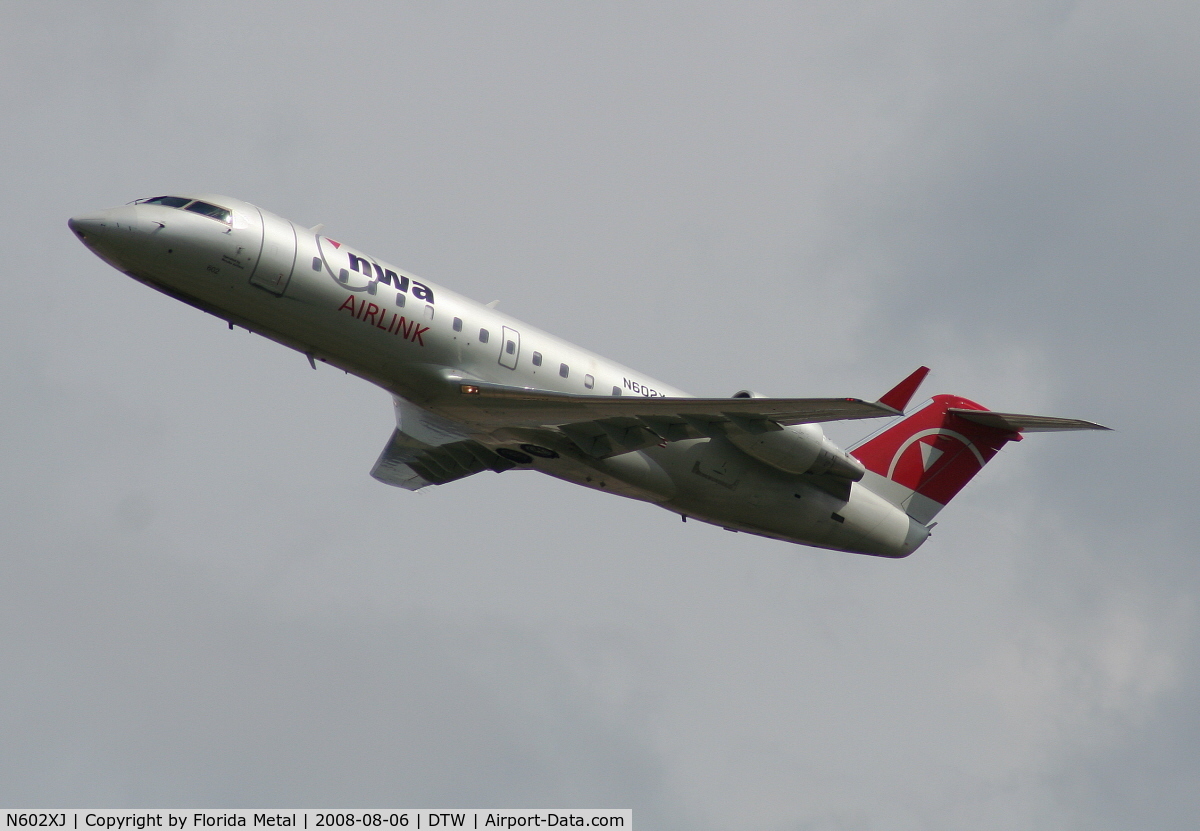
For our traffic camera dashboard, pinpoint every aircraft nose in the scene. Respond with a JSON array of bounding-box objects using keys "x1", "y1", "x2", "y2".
[
  {"x1": 69, "y1": 205, "x2": 150, "y2": 267},
  {"x1": 68, "y1": 210, "x2": 117, "y2": 243}
]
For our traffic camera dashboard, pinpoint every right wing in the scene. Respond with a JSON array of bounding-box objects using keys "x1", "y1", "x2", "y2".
[{"x1": 371, "y1": 429, "x2": 516, "y2": 490}]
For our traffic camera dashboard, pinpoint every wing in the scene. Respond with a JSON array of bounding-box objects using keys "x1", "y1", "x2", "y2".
[
  {"x1": 371, "y1": 429, "x2": 516, "y2": 490},
  {"x1": 435, "y1": 381, "x2": 899, "y2": 459}
]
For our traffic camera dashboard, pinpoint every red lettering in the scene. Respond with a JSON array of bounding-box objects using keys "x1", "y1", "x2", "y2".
[{"x1": 337, "y1": 296, "x2": 427, "y2": 345}]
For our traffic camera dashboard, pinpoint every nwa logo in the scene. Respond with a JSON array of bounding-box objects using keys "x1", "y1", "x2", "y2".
[
  {"x1": 886, "y1": 428, "x2": 987, "y2": 505},
  {"x1": 322, "y1": 238, "x2": 435, "y2": 304}
]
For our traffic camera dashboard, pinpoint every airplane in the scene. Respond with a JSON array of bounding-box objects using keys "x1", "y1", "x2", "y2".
[{"x1": 68, "y1": 194, "x2": 1108, "y2": 558}]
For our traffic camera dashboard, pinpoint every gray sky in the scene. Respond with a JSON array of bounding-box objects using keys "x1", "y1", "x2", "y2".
[{"x1": 3, "y1": 2, "x2": 1197, "y2": 828}]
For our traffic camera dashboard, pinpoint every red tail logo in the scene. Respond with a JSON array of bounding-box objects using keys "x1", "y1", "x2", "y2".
[{"x1": 852, "y1": 394, "x2": 1021, "y2": 508}]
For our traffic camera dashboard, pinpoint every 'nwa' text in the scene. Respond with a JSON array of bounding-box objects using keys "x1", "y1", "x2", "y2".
[{"x1": 344, "y1": 254, "x2": 435, "y2": 303}]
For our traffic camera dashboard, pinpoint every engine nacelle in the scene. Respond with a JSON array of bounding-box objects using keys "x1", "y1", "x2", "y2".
[{"x1": 727, "y1": 393, "x2": 866, "y2": 480}]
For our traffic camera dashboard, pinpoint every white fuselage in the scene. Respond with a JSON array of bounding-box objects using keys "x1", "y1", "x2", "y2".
[{"x1": 70, "y1": 194, "x2": 929, "y2": 557}]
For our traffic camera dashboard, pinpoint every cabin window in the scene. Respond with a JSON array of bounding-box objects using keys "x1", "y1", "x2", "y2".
[
  {"x1": 311, "y1": 257, "x2": 322, "y2": 271},
  {"x1": 584, "y1": 374, "x2": 594, "y2": 389},
  {"x1": 184, "y1": 201, "x2": 232, "y2": 224},
  {"x1": 424, "y1": 305, "x2": 434, "y2": 320},
  {"x1": 396, "y1": 293, "x2": 405, "y2": 307},
  {"x1": 532, "y1": 352, "x2": 542, "y2": 366},
  {"x1": 453, "y1": 317, "x2": 463, "y2": 332},
  {"x1": 612, "y1": 386, "x2": 622, "y2": 396},
  {"x1": 479, "y1": 329, "x2": 490, "y2": 343},
  {"x1": 559, "y1": 363, "x2": 569, "y2": 378},
  {"x1": 506, "y1": 340, "x2": 516, "y2": 355}
]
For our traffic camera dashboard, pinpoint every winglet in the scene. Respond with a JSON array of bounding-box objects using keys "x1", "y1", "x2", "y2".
[{"x1": 876, "y1": 366, "x2": 930, "y2": 414}]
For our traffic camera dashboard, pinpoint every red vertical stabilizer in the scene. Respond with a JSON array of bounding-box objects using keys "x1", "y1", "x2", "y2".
[{"x1": 851, "y1": 394, "x2": 1022, "y2": 516}]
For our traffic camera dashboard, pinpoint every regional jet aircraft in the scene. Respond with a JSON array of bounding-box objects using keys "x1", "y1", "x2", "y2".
[{"x1": 69, "y1": 195, "x2": 1107, "y2": 557}]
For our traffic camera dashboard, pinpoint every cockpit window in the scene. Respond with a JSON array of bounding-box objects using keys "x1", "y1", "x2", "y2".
[
  {"x1": 141, "y1": 195, "x2": 191, "y2": 208},
  {"x1": 184, "y1": 201, "x2": 232, "y2": 224},
  {"x1": 136, "y1": 196, "x2": 234, "y2": 225}
]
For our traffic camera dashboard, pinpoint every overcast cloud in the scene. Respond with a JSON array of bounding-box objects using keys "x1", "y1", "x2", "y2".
[{"x1": 3, "y1": 2, "x2": 1198, "y2": 828}]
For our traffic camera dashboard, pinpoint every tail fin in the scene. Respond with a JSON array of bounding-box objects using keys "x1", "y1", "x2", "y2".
[{"x1": 851, "y1": 394, "x2": 1022, "y2": 523}]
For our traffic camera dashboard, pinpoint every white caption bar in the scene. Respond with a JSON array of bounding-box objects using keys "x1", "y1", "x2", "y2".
[{"x1": 3, "y1": 812, "x2": 630, "y2": 831}]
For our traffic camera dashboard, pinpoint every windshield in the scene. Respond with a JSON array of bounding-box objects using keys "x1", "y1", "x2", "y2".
[
  {"x1": 136, "y1": 196, "x2": 232, "y2": 225},
  {"x1": 184, "y1": 201, "x2": 232, "y2": 223},
  {"x1": 140, "y1": 195, "x2": 191, "y2": 208}
]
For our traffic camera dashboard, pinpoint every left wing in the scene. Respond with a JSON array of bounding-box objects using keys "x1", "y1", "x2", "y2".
[
  {"x1": 436, "y1": 381, "x2": 899, "y2": 459},
  {"x1": 448, "y1": 381, "x2": 895, "y2": 425}
]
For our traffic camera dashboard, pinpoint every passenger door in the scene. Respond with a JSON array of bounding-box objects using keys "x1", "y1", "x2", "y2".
[
  {"x1": 499, "y1": 326, "x2": 520, "y2": 369},
  {"x1": 249, "y1": 208, "x2": 297, "y2": 295}
]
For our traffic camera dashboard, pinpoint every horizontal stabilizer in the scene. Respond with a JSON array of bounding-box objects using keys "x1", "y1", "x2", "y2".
[
  {"x1": 947, "y1": 409, "x2": 1111, "y2": 433},
  {"x1": 854, "y1": 394, "x2": 1109, "y2": 523}
]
